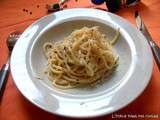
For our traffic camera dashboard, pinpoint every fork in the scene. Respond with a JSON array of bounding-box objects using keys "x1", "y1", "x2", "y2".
[{"x1": 0, "y1": 31, "x2": 21, "y2": 101}]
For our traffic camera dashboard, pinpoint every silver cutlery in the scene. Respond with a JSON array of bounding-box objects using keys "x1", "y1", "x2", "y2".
[
  {"x1": 135, "y1": 11, "x2": 160, "y2": 70},
  {"x1": 0, "y1": 31, "x2": 21, "y2": 101}
]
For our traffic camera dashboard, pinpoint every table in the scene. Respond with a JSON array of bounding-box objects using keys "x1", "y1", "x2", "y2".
[{"x1": 0, "y1": 0, "x2": 160, "y2": 120}]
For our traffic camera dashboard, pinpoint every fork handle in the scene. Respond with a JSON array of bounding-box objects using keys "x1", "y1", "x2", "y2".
[{"x1": 0, "y1": 63, "x2": 9, "y2": 101}]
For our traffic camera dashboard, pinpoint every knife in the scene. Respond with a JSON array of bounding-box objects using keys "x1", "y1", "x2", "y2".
[{"x1": 135, "y1": 11, "x2": 160, "y2": 70}]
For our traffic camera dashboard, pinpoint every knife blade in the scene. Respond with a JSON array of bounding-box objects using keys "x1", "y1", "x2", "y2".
[{"x1": 135, "y1": 11, "x2": 160, "y2": 70}]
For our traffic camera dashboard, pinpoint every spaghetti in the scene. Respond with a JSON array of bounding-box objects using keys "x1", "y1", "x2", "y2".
[{"x1": 43, "y1": 26, "x2": 119, "y2": 89}]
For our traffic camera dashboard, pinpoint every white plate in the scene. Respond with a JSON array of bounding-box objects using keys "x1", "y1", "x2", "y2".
[{"x1": 10, "y1": 8, "x2": 153, "y2": 118}]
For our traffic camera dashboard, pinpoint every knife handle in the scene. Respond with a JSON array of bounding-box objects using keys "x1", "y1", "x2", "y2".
[{"x1": 150, "y1": 41, "x2": 160, "y2": 70}]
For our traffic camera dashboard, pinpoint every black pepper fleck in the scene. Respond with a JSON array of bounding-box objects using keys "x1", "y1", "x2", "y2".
[
  {"x1": 30, "y1": 12, "x2": 32, "y2": 15},
  {"x1": 98, "y1": 58, "x2": 101, "y2": 62}
]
